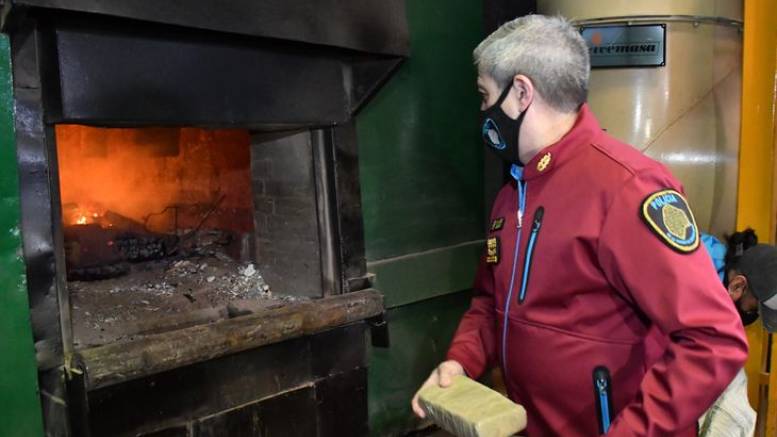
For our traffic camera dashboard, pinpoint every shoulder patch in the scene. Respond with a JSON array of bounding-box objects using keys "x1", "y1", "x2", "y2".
[
  {"x1": 490, "y1": 217, "x2": 505, "y2": 232},
  {"x1": 641, "y1": 189, "x2": 700, "y2": 253}
]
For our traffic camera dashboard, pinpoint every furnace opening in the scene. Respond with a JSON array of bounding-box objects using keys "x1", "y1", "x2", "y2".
[{"x1": 55, "y1": 125, "x2": 298, "y2": 348}]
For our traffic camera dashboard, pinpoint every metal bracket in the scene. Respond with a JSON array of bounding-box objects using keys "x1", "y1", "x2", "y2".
[
  {"x1": 65, "y1": 355, "x2": 91, "y2": 437},
  {"x1": 367, "y1": 312, "x2": 390, "y2": 348}
]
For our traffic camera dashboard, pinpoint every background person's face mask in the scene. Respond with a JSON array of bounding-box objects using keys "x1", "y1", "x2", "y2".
[
  {"x1": 736, "y1": 298, "x2": 759, "y2": 326},
  {"x1": 480, "y1": 85, "x2": 529, "y2": 166}
]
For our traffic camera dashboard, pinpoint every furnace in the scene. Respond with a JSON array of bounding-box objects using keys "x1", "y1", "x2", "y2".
[
  {"x1": 6, "y1": 2, "x2": 408, "y2": 436},
  {"x1": 51, "y1": 124, "x2": 317, "y2": 349}
]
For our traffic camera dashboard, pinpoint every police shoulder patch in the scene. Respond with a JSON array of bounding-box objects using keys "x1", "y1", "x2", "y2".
[{"x1": 641, "y1": 189, "x2": 700, "y2": 253}]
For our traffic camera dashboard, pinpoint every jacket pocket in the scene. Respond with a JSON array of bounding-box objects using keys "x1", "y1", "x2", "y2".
[
  {"x1": 593, "y1": 366, "x2": 613, "y2": 434},
  {"x1": 518, "y1": 206, "x2": 544, "y2": 303},
  {"x1": 502, "y1": 320, "x2": 647, "y2": 437}
]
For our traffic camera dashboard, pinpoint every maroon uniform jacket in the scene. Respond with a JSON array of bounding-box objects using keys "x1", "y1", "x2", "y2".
[{"x1": 446, "y1": 105, "x2": 748, "y2": 436}]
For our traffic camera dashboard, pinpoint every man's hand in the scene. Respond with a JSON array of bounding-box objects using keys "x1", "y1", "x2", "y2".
[{"x1": 411, "y1": 360, "x2": 465, "y2": 418}]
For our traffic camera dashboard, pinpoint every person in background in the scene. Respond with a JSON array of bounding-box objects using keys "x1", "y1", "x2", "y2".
[
  {"x1": 698, "y1": 229, "x2": 761, "y2": 436},
  {"x1": 726, "y1": 243, "x2": 777, "y2": 333},
  {"x1": 702, "y1": 232, "x2": 727, "y2": 282},
  {"x1": 724, "y1": 229, "x2": 761, "y2": 326}
]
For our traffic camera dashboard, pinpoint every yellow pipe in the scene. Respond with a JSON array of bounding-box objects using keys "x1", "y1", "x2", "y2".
[
  {"x1": 738, "y1": 1, "x2": 776, "y2": 238},
  {"x1": 738, "y1": 0, "x2": 777, "y2": 433}
]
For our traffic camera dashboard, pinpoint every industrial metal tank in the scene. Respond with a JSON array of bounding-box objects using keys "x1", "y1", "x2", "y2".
[{"x1": 538, "y1": 0, "x2": 743, "y2": 236}]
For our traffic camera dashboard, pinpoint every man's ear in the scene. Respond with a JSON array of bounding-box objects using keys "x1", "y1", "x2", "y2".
[
  {"x1": 728, "y1": 274, "x2": 748, "y2": 301},
  {"x1": 511, "y1": 74, "x2": 534, "y2": 111}
]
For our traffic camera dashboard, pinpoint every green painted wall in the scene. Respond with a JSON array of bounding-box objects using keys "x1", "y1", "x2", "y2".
[
  {"x1": 369, "y1": 241, "x2": 481, "y2": 309},
  {"x1": 0, "y1": 34, "x2": 45, "y2": 437},
  {"x1": 357, "y1": 0, "x2": 484, "y2": 262},
  {"x1": 357, "y1": 0, "x2": 484, "y2": 435},
  {"x1": 368, "y1": 291, "x2": 472, "y2": 436}
]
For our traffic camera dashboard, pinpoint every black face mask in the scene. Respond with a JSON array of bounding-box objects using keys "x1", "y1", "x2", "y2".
[
  {"x1": 736, "y1": 299, "x2": 760, "y2": 326},
  {"x1": 481, "y1": 85, "x2": 529, "y2": 166}
]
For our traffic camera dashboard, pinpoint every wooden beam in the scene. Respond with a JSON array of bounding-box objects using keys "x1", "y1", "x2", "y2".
[{"x1": 79, "y1": 289, "x2": 383, "y2": 390}]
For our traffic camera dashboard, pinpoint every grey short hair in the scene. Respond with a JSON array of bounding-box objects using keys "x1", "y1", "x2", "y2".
[{"x1": 474, "y1": 15, "x2": 590, "y2": 113}]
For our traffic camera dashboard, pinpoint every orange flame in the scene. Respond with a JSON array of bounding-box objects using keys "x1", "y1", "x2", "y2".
[
  {"x1": 56, "y1": 125, "x2": 253, "y2": 233},
  {"x1": 67, "y1": 204, "x2": 104, "y2": 226}
]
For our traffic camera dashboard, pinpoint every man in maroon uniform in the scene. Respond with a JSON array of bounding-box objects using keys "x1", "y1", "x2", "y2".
[{"x1": 411, "y1": 15, "x2": 747, "y2": 436}]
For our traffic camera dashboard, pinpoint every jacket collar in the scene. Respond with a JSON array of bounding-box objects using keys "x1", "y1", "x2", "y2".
[{"x1": 520, "y1": 104, "x2": 601, "y2": 181}]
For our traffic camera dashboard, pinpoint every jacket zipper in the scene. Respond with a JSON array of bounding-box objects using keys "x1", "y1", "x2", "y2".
[
  {"x1": 593, "y1": 366, "x2": 613, "y2": 434},
  {"x1": 500, "y1": 179, "x2": 526, "y2": 373},
  {"x1": 518, "y1": 206, "x2": 544, "y2": 303}
]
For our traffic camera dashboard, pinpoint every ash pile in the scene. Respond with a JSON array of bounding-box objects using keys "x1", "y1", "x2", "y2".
[
  {"x1": 69, "y1": 249, "x2": 287, "y2": 347},
  {"x1": 64, "y1": 209, "x2": 297, "y2": 347}
]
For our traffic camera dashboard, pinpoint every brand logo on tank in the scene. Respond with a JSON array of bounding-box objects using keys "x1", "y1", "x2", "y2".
[{"x1": 581, "y1": 24, "x2": 666, "y2": 68}]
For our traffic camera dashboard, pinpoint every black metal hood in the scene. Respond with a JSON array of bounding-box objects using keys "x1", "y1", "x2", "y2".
[{"x1": 7, "y1": 0, "x2": 409, "y2": 128}]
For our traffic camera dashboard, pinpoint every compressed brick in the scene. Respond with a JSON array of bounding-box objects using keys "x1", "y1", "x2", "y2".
[{"x1": 418, "y1": 375, "x2": 527, "y2": 437}]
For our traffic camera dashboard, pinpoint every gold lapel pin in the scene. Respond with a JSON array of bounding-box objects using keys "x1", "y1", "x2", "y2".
[{"x1": 537, "y1": 153, "x2": 552, "y2": 172}]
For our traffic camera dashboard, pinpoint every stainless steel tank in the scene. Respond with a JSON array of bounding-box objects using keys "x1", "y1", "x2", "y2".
[{"x1": 537, "y1": 0, "x2": 743, "y2": 236}]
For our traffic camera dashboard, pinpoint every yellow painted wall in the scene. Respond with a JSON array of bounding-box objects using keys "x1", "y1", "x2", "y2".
[{"x1": 738, "y1": 0, "x2": 777, "y2": 433}]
